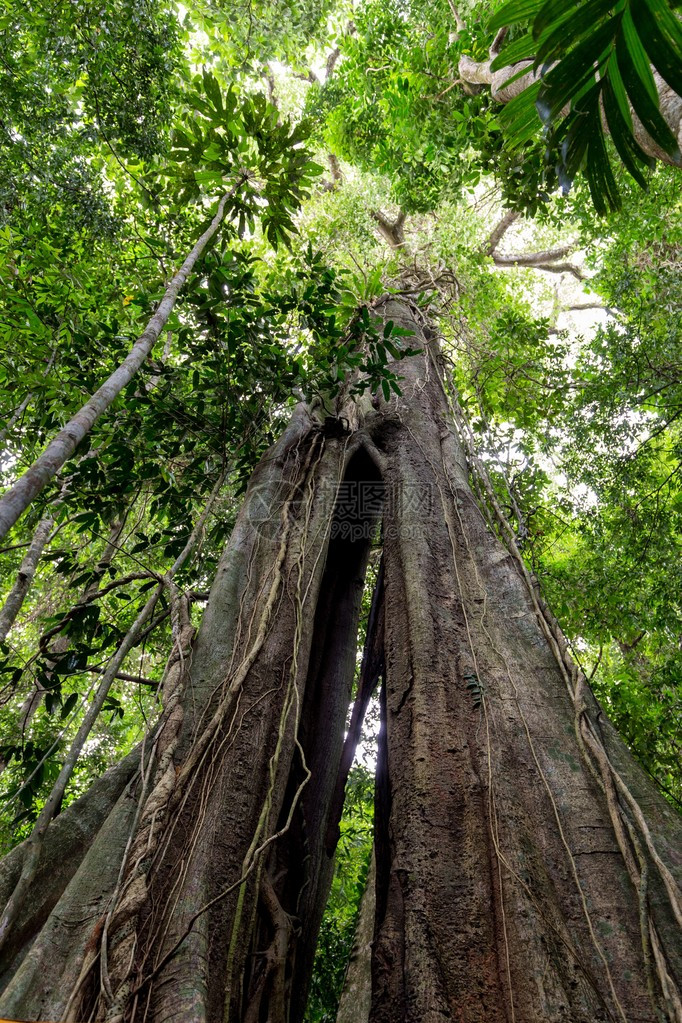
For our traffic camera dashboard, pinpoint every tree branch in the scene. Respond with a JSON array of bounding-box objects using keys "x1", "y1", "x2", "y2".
[
  {"x1": 445, "y1": 0, "x2": 464, "y2": 32},
  {"x1": 293, "y1": 69, "x2": 320, "y2": 85},
  {"x1": 321, "y1": 153, "x2": 344, "y2": 192},
  {"x1": 565, "y1": 302, "x2": 606, "y2": 312},
  {"x1": 325, "y1": 46, "x2": 341, "y2": 79},
  {"x1": 0, "y1": 515, "x2": 54, "y2": 642},
  {"x1": 492, "y1": 254, "x2": 585, "y2": 280},
  {"x1": 484, "y1": 209, "x2": 520, "y2": 255},
  {"x1": 458, "y1": 54, "x2": 682, "y2": 166},
  {"x1": 494, "y1": 244, "x2": 575, "y2": 265},
  {"x1": 89, "y1": 666, "x2": 158, "y2": 687},
  {"x1": 489, "y1": 26, "x2": 509, "y2": 58},
  {"x1": 371, "y1": 209, "x2": 407, "y2": 251}
]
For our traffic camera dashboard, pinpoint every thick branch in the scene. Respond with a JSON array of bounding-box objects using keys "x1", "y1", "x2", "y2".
[
  {"x1": 566, "y1": 302, "x2": 606, "y2": 312},
  {"x1": 495, "y1": 244, "x2": 575, "y2": 264},
  {"x1": 484, "y1": 209, "x2": 520, "y2": 255},
  {"x1": 458, "y1": 56, "x2": 682, "y2": 166},
  {"x1": 492, "y1": 252, "x2": 585, "y2": 280},
  {"x1": 489, "y1": 26, "x2": 509, "y2": 58},
  {"x1": 371, "y1": 209, "x2": 407, "y2": 251}
]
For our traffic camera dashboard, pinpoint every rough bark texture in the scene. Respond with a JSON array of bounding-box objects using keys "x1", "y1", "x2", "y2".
[
  {"x1": 0, "y1": 300, "x2": 680, "y2": 1023},
  {"x1": 366, "y1": 301, "x2": 682, "y2": 1023},
  {"x1": 0, "y1": 747, "x2": 141, "y2": 1011},
  {"x1": 131, "y1": 417, "x2": 365, "y2": 1023}
]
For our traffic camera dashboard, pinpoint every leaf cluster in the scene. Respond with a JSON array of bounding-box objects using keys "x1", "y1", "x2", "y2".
[{"x1": 489, "y1": 0, "x2": 682, "y2": 212}]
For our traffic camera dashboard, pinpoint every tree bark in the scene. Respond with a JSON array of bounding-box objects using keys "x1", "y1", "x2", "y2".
[
  {"x1": 0, "y1": 514, "x2": 54, "y2": 641},
  {"x1": 458, "y1": 55, "x2": 682, "y2": 167},
  {"x1": 0, "y1": 747, "x2": 141, "y2": 1001},
  {"x1": 366, "y1": 301, "x2": 682, "y2": 1023},
  {"x1": 0, "y1": 299, "x2": 679, "y2": 1023}
]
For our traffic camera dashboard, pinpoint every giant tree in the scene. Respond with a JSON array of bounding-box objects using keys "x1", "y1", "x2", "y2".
[{"x1": 0, "y1": 1, "x2": 680, "y2": 1022}]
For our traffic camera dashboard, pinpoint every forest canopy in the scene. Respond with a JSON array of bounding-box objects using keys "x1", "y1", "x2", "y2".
[{"x1": 0, "y1": 0, "x2": 681, "y2": 1020}]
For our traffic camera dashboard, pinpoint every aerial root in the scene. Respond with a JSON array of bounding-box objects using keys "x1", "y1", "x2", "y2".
[{"x1": 243, "y1": 871, "x2": 295, "y2": 1023}]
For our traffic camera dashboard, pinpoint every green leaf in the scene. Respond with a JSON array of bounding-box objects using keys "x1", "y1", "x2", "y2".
[
  {"x1": 202, "y1": 70, "x2": 224, "y2": 117},
  {"x1": 490, "y1": 34, "x2": 537, "y2": 72},
  {"x1": 500, "y1": 80, "x2": 543, "y2": 149},
  {"x1": 585, "y1": 113, "x2": 621, "y2": 216},
  {"x1": 620, "y1": 5, "x2": 659, "y2": 105},
  {"x1": 616, "y1": 14, "x2": 680, "y2": 158},
  {"x1": 489, "y1": 0, "x2": 544, "y2": 33},
  {"x1": 601, "y1": 78, "x2": 652, "y2": 187},
  {"x1": 535, "y1": 0, "x2": 619, "y2": 65},
  {"x1": 631, "y1": 0, "x2": 682, "y2": 96},
  {"x1": 534, "y1": 0, "x2": 587, "y2": 39},
  {"x1": 539, "y1": 21, "x2": 615, "y2": 121},
  {"x1": 60, "y1": 693, "x2": 79, "y2": 719},
  {"x1": 606, "y1": 49, "x2": 634, "y2": 130}
]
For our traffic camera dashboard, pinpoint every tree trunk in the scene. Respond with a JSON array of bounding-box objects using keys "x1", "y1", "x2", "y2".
[
  {"x1": 0, "y1": 516, "x2": 128, "y2": 776},
  {"x1": 0, "y1": 180, "x2": 244, "y2": 542},
  {"x1": 368, "y1": 302, "x2": 682, "y2": 1023},
  {"x1": 336, "y1": 852, "x2": 375, "y2": 1023},
  {"x1": 0, "y1": 514, "x2": 54, "y2": 641},
  {"x1": 0, "y1": 299, "x2": 679, "y2": 1023}
]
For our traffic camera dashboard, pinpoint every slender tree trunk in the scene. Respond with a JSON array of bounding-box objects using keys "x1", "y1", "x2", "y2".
[
  {"x1": 0, "y1": 516, "x2": 129, "y2": 776},
  {"x1": 0, "y1": 479, "x2": 224, "y2": 958},
  {"x1": 0, "y1": 180, "x2": 244, "y2": 542},
  {"x1": 0, "y1": 514, "x2": 54, "y2": 641},
  {"x1": 0, "y1": 300, "x2": 679, "y2": 1023},
  {"x1": 336, "y1": 852, "x2": 375, "y2": 1023}
]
